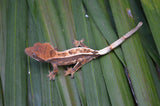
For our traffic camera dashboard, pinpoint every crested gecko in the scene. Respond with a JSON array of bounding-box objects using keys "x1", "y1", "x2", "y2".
[{"x1": 25, "y1": 22, "x2": 143, "y2": 80}]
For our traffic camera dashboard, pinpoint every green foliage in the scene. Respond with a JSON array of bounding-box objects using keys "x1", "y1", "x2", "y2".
[{"x1": 0, "y1": 0, "x2": 160, "y2": 105}]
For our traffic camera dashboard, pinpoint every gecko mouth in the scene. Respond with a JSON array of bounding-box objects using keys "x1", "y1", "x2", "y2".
[
  {"x1": 25, "y1": 47, "x2": 32, "y2": 57},
  {"x1": 25, "y1": 47, "x2": 37, "y2": 60}
]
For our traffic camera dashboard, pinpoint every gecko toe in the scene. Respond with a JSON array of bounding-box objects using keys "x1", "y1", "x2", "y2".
[
  {"x1": 73, "y1": 39, "x2": 85, "y2": 47},
  {"x1": 73, "y1": 39, "x2": 80, "y2": 47},
  {"x1": 47, "y1": 71, "x2": 56, "y2": 80},
  {"x1": 64, "y1": 68, "x2": 73, "y2": 76},
  {"x1": 70, "y1": 73, "x2": 75, "y2": 79},
  {"x1": 49, "y1": 77, "x2": 55, "y2": 80},
  {"x1": 64, "y1": 68, "x2": 75, "y2": 78}
]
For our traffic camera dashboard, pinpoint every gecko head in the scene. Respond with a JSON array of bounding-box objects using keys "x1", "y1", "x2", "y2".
[{"x1": 25, "y1": 42, "x2": 57, "y2": 61}]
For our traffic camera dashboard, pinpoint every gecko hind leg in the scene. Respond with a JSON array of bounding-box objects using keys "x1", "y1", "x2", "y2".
[
  {"x1": 64, "y1": 58, "x2": 92, "y2": 78},
  {"x1": 47, "y1": 63, "x2": 58, "y2": 80},
  {"x1": 73, "y1": 39, "x2": 88, "y2": 47}
]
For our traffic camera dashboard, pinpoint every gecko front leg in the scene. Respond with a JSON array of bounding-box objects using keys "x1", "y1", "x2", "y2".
[
  {"x1": 64, "y1": 57, "x2": 93, "y2": 78},
  {"x1": 47, "y1": 63, "x2": 58, "y2": 80}
]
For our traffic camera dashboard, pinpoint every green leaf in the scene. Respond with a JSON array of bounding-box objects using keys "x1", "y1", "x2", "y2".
[
  {"x1": 109, "y1": 0, "x2": 160, "y2": 105},
  {"x1": 140, "y1": 0, "x2": 160, "y2": 55},
  {"x1": 0, "y1": 76, "x2": 4, "y2": 106},
  {"x1": 0, "y1": 0, "x2": 6, "y2": 106},
  {"x1": 4, "y1": 0, "x2": 28, "y2": 105},
  {"x1": 129, "y1": 0, "x2": 160, "y2": 99},
  {"x1": 129, "y1": 0, "x2": 160, "y2": 67},
  {"x1": 0, "y1": 0, "x2": 6, "y2": 89}
]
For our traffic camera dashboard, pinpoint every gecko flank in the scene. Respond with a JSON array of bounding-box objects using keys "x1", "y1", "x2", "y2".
[{"x1": 25, "y1": 22, "x2": 143, "y2": 80}]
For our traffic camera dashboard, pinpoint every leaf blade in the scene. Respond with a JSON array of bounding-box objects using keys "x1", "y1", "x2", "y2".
[
  {"x1": 109, "y1": 0, "x2": 160, "y2": 105},
  {"x1": 4, "y1": 0, "x2": 28, "y2": 105}
]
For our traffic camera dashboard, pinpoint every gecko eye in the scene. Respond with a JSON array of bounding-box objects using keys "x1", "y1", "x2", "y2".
[{"x1": 32, "y1": 52, "x2": 37, "y2": 58}]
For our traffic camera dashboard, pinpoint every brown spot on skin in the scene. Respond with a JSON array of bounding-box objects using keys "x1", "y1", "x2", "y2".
[
  {"x1": 68, "y1": 49, "x2": 77, "y2": 55},
  {"x1": 86, "y1": 49, "x2": 91, "y2": 53},
  {"x1": 57, "y1": 52, "x2": 67, "y2": 56},
  {"x1": 92, "y1": 51, "x2": 98, "y2": 54},
  {"x1": 57, "y1": 54, "x2": 61, "y2": 56},
  {"x1": 50, "y1": 50, "x2": 56, "y2": 57},
  {"x1": 80, "y1": 49, "x2": 83, "y2": 53},
  {"x1": 83, "y1": 49, "x2": 87, "y2": 52},
  {"x1": 68, "y1": 50, "x2": 74, "y2": 54},
  {"x1": 121, "y1": 36, "x2": 126, "y2": 40},
  {"x1": 61, "y1": 52, "x2": 67, "y2": 56},
  {"x1": 83, "y1": 48, "x2": 91, "y2": 53},
  {"x1": 110, "y1": 45, "x2": 113, "y2": 50}
]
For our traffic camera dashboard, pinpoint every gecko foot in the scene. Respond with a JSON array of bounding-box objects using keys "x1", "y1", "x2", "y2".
[
  {"x1": 47, "y1": 71, "x2": 57, "y2": 80},
  {"x1": 73, "y1": 39, "x2": 87, "y2": 47},
  {"x1": 64, "y1": 68, "x2": 75, "y2": 78}
]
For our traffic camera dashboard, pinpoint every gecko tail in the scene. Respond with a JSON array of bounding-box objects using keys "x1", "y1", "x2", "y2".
[{"x1": 98, "y1": 22, "x2": 143, "y2": 55}]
